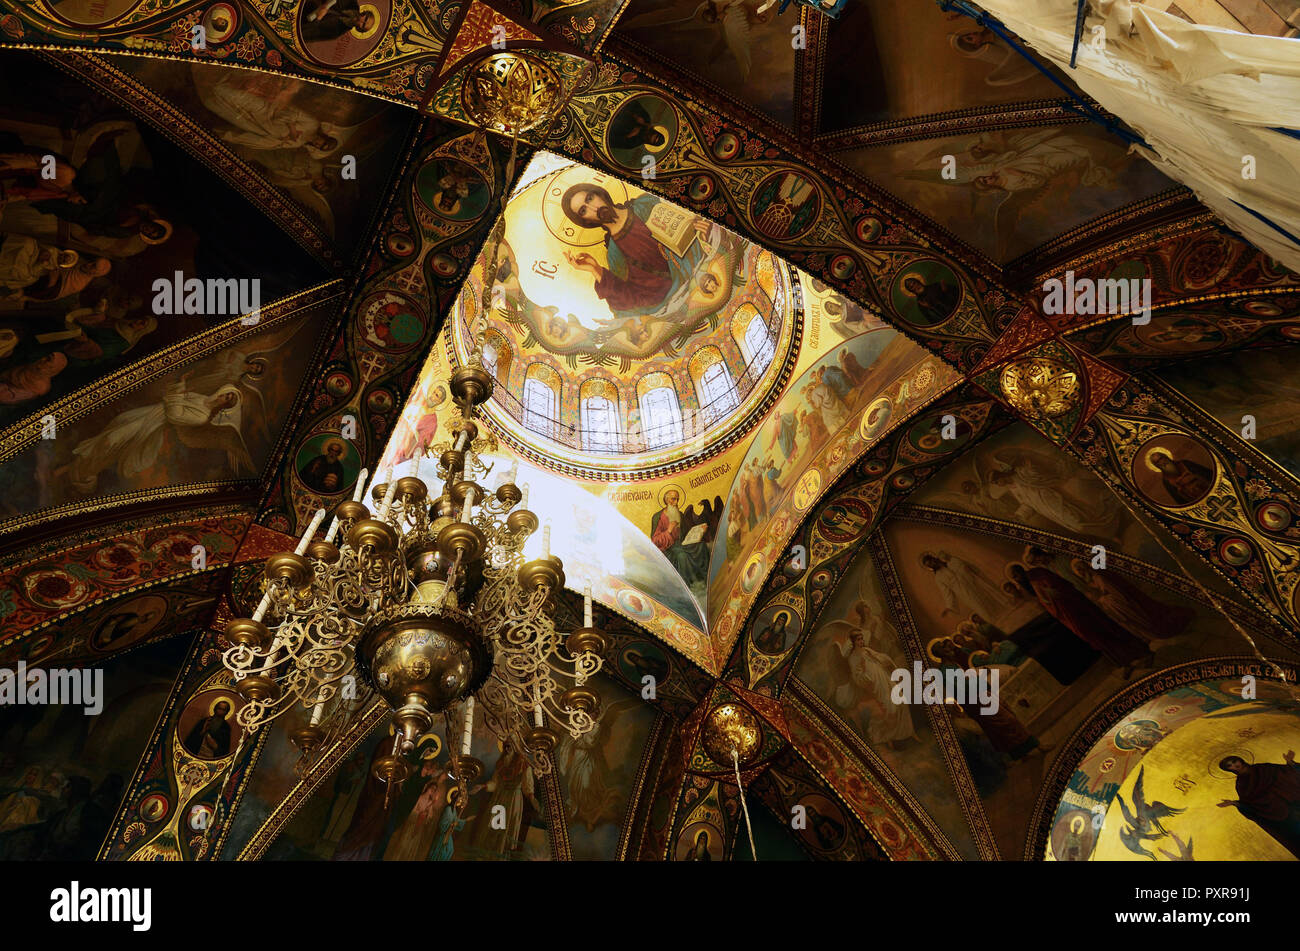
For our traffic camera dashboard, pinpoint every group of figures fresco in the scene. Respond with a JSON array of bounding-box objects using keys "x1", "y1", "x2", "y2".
[
  {"x1": 788, "y1": 418, "x2": 1296, "y2": 859},
  {"x1": 707, "y1": 325, "x2": 926, "y2": 614},
  {"x1": 0, "y1": 55, "x2": 331, "y2": 527},
  {"x1": 889, "y1": 528, "x2": 1226, "y2": 791},
  {"x1": 0, "y1": 56, "x2": 319, "y2": 426},
  {"x1": 270, "y1": 725, "x2": 546, "y2": 862},
  {"x1": 0, "y1": 636, "x2": 189, "y2": 860},
  {"x1": 251, "y1": 673, "x2": 653, "y2": 861}
]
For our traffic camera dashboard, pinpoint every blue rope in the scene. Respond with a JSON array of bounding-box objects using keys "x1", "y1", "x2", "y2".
[
  {"x1": 1070, "y1": 0, "x2": 1088, "y2": 68},
  {"x1": 1231, "y1": 200, "x2": 1300, "y2": 249},
  {"x1": 937, "y1": 0, "x2": 1150, "y2": 149}
]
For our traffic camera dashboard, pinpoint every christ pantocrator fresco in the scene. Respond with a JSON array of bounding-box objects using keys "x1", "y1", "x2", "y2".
[{"x1": 482, "y1": 167, "x2": 751, "y2": 367}]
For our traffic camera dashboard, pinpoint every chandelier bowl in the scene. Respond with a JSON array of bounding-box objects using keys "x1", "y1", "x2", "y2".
[{"x1": 356, "y1": 603, "x2": 492, "y2": 721}]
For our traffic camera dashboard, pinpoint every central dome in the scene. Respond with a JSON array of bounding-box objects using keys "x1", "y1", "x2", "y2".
[{"x1": 450, "y1": 155, "x2": 799, "y2": 478}]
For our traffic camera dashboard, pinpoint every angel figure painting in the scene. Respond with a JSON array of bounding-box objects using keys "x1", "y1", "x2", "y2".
[
  {"x1": 0, "y1": 313, "x2": 324, "y2": 524},
  {"x1": 796, "y1": 548, "x2": 985, "y2": 859},
  {"x1": 617, "y1": 0, "x2": 796, "y2": 126},
  {"x1": 822, "y1": 588, "x2": 915, "y2": 749},
  {"x1": 915, "y1": 424, "x2": 1161, "y2": 559},
  {"x1": 839, "y1": 124, "x2": 1172, "y2": 262},
  {"x1": 58, "y1": 369, "x2": 254, "y2": 494},
  {"x1": 557, "y1": 687, "x2": 655, "y2": 858},
  {"x1": 112, "y1": 59, "x2": 412, "y2": 249}
]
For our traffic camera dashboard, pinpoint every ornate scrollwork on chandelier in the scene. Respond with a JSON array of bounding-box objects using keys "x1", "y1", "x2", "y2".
[{"x1": 221, "y1": 354, "x2": 607, "y2": 794}]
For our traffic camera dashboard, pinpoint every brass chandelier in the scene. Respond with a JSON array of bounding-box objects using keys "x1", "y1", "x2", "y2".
[
  {"x1": 221, "y1": 47, "x2": 608, "y2": 797},
  {"x1": 221, "y1": 351, "x2": 607, "y2": 791}
]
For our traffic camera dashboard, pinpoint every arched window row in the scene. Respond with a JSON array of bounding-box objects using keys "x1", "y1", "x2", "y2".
[{"x1": 504, "y1": 328, "x2": 776, "y2": 452}]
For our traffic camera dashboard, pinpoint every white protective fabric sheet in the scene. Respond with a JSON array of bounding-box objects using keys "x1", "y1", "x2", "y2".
[{"x1": 972, "y1": 0, "x2": 1300, "y2": 273}]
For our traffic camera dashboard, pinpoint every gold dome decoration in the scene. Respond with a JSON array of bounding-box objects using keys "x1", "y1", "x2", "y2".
[
  {"x1": 701, "y1": 701, "x2": 763, "y2": 767},
  {"x1": 462, "y1": 52, "x2": 563, "y2": 135},
  {"x1": 999, "y1": 356, "x2": 1081, "y2": 419}
]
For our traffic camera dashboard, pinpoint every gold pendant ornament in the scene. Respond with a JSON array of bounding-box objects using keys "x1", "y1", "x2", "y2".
[
  {"x1": 999, "y1": 356, "x2": 1081, "y2": 420},
  {"x1": 462, "y1": 52, "x2": 563, "y2": 135}
]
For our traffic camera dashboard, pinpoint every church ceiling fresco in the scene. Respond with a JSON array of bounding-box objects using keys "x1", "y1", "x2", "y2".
[
  {"x1": 0, "y1": 631, "x2": 192, "y2": 860},
  {"x1": 704, "y1": 331, "x2": 954, "y2": 634},
  {"x1": 0, "y1": 513, "x2": 303, "y2": 676},
  {"x1": 380, "y1": 154, "x2": 967, "y2": 669},
  {"x1": 792, "y1": 543, "x2": 985, "y2": 860},
  {"x1": 44, "y1": 52, "x2": 356, "y2": 271},
  {"x1": 506, "y1": 0, "x2": 629, "y2": 50},
  {"x1": 1092, "y1": 698, "x2": 1300, "y2": 861},
  {"x1": 0, "y1": 0, "x2": 1297, "y2": 873},
  {"x1": 718, "y1": 391, "x2": 1007, "y2": 690},
  {"x1": 0, "y1": 294, "x2": 335, "y2": 535},
  {"x1": 555, "y1": 672, "x2": 658, "y2": 859},
  {"x1": 0, "y1": 509, "x2": 243, "y2": 642},
  {"x1": 1156, "y1": 348, "x2": 1300, "y2": 482},
  {"x1": 1040, "y1": 671, "x2": 1300, "y2": 862},
  {"x1": 611, "y1": 0, "x2": 1069, "y2": 139},
  {"x1": 106, "y1": 57, "x2": 418, "y2": 259},
  {"x1": 0, "y1": 53, "x2": 327, "y2": 434},
  {"x1": 910, "y1": 422, "x2": 1192, "y2": 571},
  {"x1": 1072, "y1": 291, "x2": 1300, "y2": 366},
  {"x1": 750, "y1": 745, "x2": 886, "y2": 860},
  {"x1": 262, "y1": 694, "x2": 558, "y2": 860},
  {"x1": 257, "y1": 123, "x2": 516, "y2": 538},
  {"x1": 817, "y1": 0, "x2": 1063, "y2": 135},
  {"x1": 450, "y1": 157, "x2": 800, "y2": 474},
  {"x1": 615, "y1": 0, "x2": 798, "y2": 129},
  {"x1": 873, "y1": 511, "x2": 1300, "y2": 857},
  {"x1": 1062, "y1": 378, "x2": 1300, "y2": 634},
  {"x1": 101, "y1": 627, "x2": 271, "y2": 860},
  {"x1": 1033, "y1": 223, "x2": 1300, "y2": 327},
  {"x1": 836, "y1": 124, "x2": 1178, "y2": 264},
  {"x1": 379, "y1": 424, "x2": 715, "y2": 667},
  {"x1": 0, "y1": 0, "x2": 466, "y2": 102},
  {"x1": 431, "y1": 50, "x2": 1019, "y2": 374},
  {"x1": 2, "y1": 571, "x2": 225, "y2": 670},
  {"x1": 779, "y1": 684, "x2": 953, "y2": 859}
]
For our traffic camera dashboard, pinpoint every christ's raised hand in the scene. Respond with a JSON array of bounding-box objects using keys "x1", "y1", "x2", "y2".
[{"x1": 564, "y1": 250, "x2": 601, "y2": 275}]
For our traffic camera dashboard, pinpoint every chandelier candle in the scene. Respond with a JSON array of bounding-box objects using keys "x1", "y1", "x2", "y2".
[
  {"x1": 462, "y1": 696, "x2": 474, "y2": 754},
  {"x1": 326, "y1": 468, "x2": 368, "y2": 544},
  {"x1": 584, "y1": 583, "x2": 593, "y2": 628},
  {"x1": 378, "y1": 466, "x2": 398, "y2": 519},
  {"x1": 296, "y1": 509, "x2": 328, "y2": 556}
]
